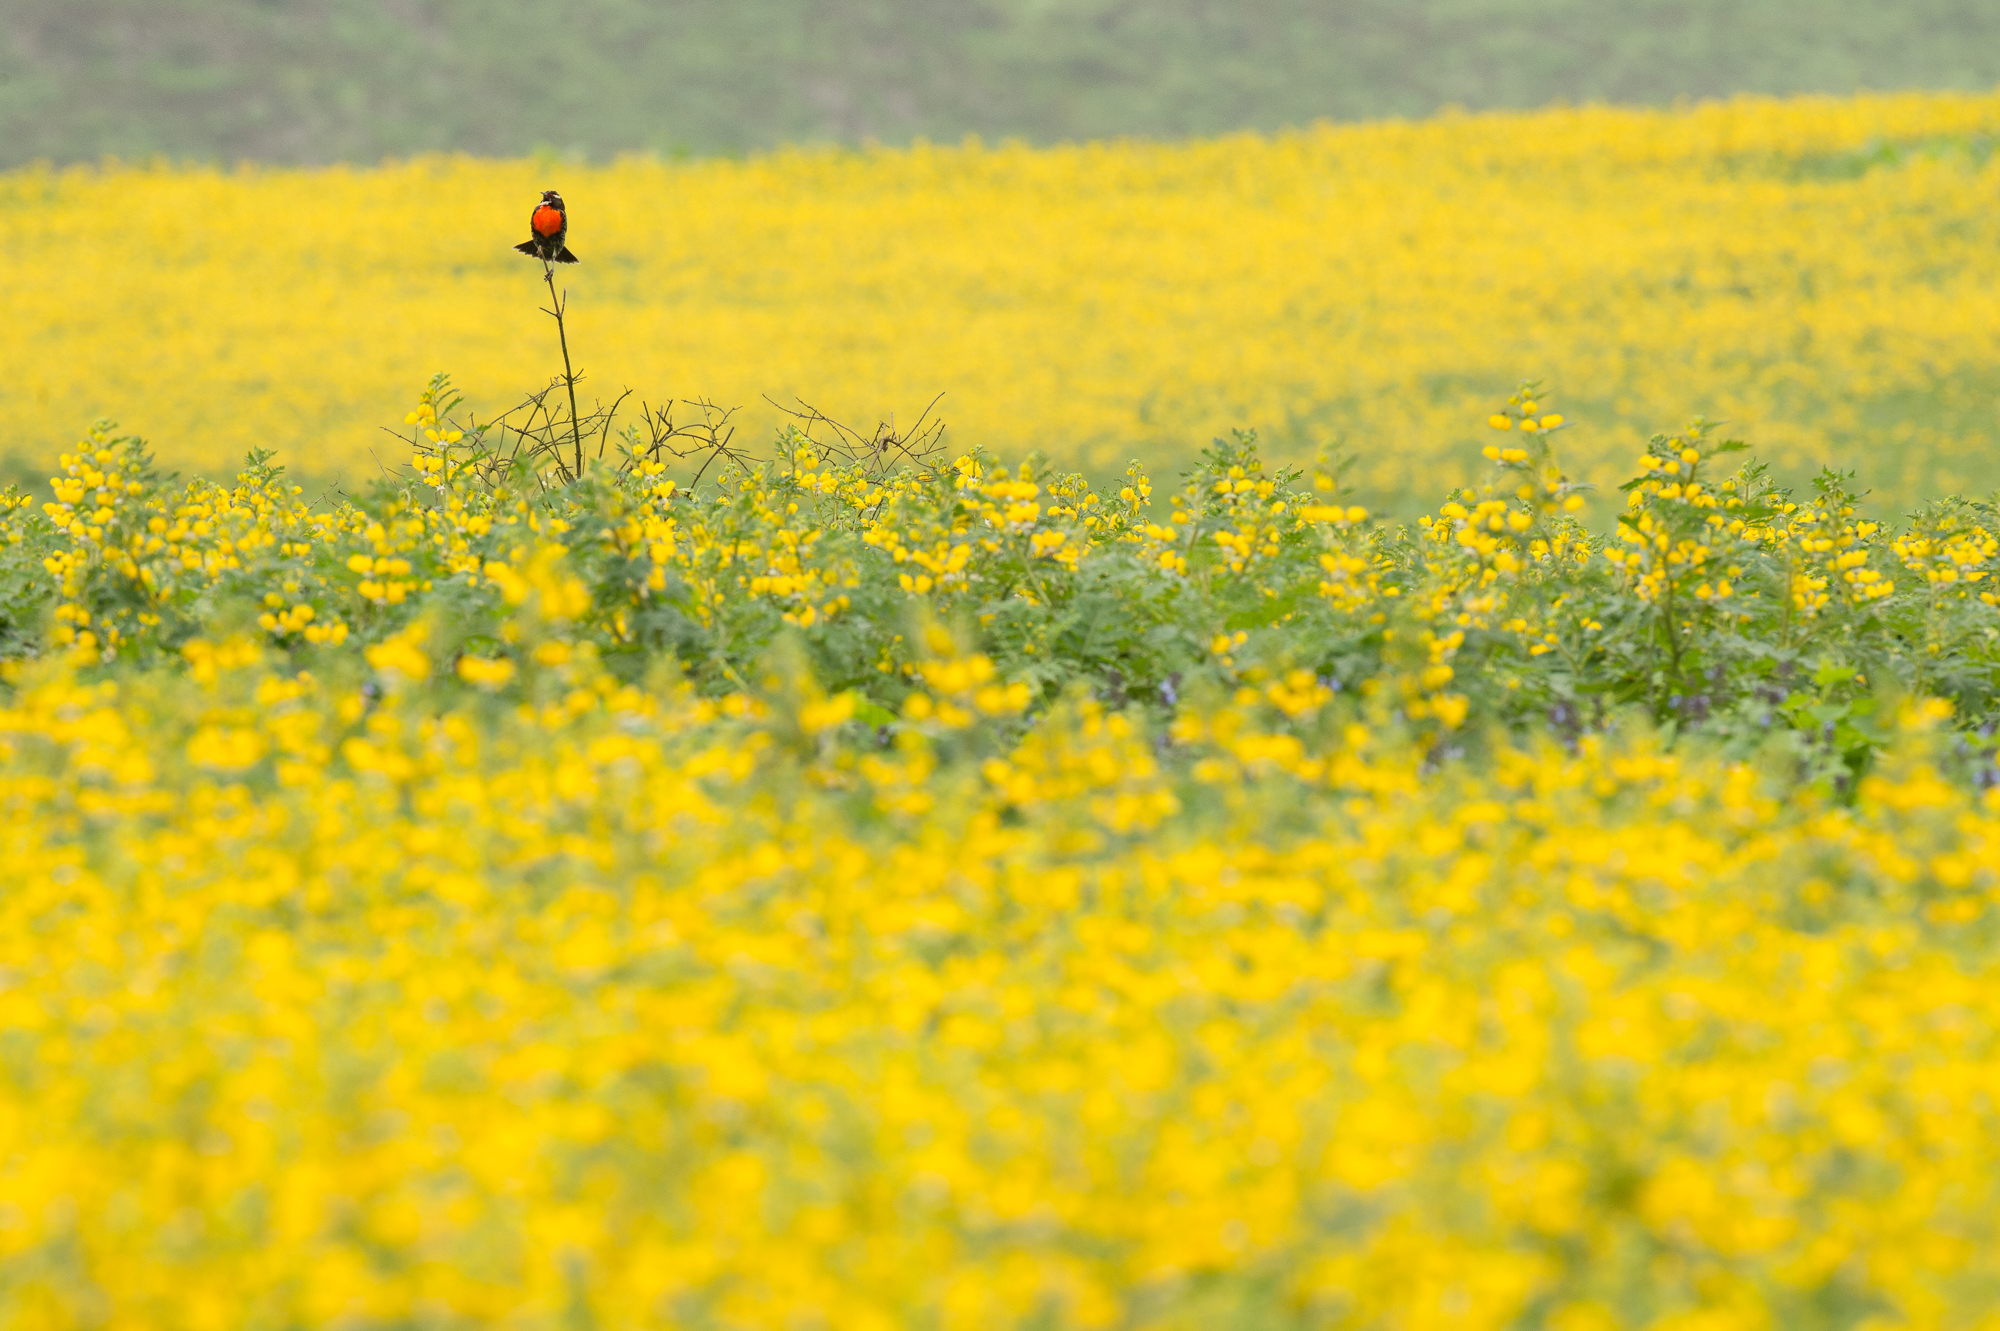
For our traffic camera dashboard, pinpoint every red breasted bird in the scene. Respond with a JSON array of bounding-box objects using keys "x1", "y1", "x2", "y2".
[{"x1": 514, "y1": 189, "x2": 579, "y2": 264}]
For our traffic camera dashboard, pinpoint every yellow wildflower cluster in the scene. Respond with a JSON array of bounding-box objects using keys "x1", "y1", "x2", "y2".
[
  {"x1": 29, "y1": 427, "x2": 348, "y2": 660},
  {"x1": 7, "y1": 90, "x2": 2000, "y2": 509}
]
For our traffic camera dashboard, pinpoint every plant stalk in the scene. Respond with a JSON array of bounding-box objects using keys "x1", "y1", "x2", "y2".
[{"x1": 544, "y1": 264, "x2": 584, "y2": 480}]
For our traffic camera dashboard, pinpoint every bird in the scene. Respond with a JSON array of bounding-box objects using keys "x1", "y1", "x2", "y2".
[{"x1": 514, "y1": 189, "x2": 579, "y2": 264}]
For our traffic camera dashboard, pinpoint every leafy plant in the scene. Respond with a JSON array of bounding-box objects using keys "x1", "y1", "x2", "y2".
[{"x1": 9, "y1": 380, "x2": 2000, "y2": 794}]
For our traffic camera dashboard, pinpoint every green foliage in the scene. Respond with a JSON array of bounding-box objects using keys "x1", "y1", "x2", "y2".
[
  {"x1": 4, "y1": 0, "x2": 1999, "y2": 166},
  {"x1": 9, "y1": 378, "x2": 2000, "y2": 797}
]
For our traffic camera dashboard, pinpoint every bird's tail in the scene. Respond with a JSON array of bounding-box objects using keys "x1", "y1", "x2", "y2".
[
  {"x1": 513, "y1": 240, "x2": 541, "y2": 257},
  {"x1": 554, "y1": 246, "x2": 580, "y2": 264}
]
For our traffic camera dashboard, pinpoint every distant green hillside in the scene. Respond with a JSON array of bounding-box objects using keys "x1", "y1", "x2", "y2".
[{"x1": 3, "y1": 0, "x2": 1998, "y2": 166}]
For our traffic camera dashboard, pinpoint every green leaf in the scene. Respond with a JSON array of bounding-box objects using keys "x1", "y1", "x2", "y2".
[{"x1": 853, "y1": 700, "x2": 897, "y2": 728}]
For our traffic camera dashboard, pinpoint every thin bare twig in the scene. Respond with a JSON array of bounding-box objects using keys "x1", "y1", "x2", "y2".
[
  {"x1": 539, "y1": 261, "x2": 585, "y2": 480},
  {"x1": 395, "y1": 366, "x2": 946, "y2": 511},
  {"x1": 764, "y1": 393, "x2": 948, "y2": 481}
]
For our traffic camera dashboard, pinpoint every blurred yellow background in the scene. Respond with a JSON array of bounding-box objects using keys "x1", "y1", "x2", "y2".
[{"x1": 7, "y1": 88, "x2": 1999, "y2": 509}]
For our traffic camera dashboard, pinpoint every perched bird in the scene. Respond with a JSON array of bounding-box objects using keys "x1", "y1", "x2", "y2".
[{"x1": 514, "y1": 189, "x2": 579, "y2": 264}]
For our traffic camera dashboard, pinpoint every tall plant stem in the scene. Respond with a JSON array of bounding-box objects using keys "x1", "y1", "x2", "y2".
[{"x1": 543, "y1": 264, "x2": 584, "y2": 480}]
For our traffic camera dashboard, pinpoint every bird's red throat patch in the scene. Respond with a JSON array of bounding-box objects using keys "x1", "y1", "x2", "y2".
[{"x1": 532, "y1": 206, "x2": 564, "y2": 236}]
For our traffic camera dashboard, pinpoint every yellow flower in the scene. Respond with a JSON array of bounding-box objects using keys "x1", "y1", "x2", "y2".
[
  {"x1": 456, "y1": 655, "x2": 516, "y2": 688},
  {"x1": 364, "y1": 627, "x2": 431, "y2": 682}
]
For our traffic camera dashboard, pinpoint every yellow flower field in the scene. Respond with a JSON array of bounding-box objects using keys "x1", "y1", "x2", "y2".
[
  {"x1": 13, "y1": 631, "x2": 2000, "y2": 1328},
  {"x1": 11, "y1": 83, "x2": 2000, "y2": 1329},
  {"x1": 6, "y1": 89, "x2": 2000, "y2": 508},
  {"x1": 7, "y1": 366, "x2": 2000, "y2": 1322}
]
